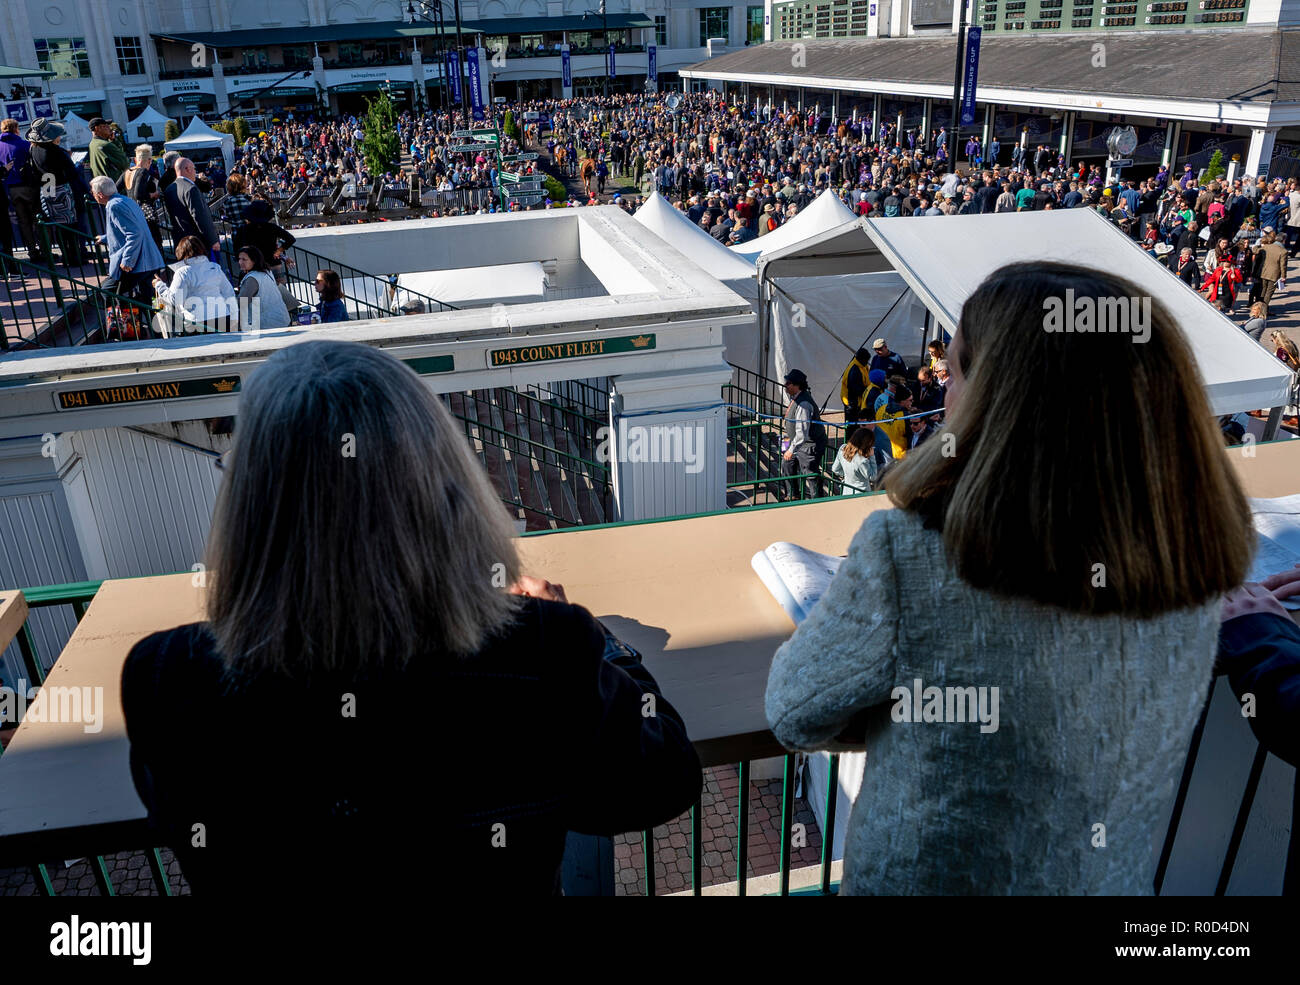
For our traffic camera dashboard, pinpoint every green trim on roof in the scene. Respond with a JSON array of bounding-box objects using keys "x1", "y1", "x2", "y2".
[{"x1": 151, "y1": 14, "x2": 652, "y2": 49}]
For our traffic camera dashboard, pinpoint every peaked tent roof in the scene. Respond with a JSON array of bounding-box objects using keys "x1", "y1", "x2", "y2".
[
  {"x1": 754, "y1": 209, "x2": 1294, "y2": 416},
  {"x1": 60, "y1": 111, "x2": 93, "y2": 149},
  {"x1": 728, "y1": 189, "x2": 859, "y2": 263},
  {"x1": 634, "y1": 192, "x2": 756, "y2": 300},
  {"x1": 124, "y1": 104, "x2": 174, "y2": 143}
]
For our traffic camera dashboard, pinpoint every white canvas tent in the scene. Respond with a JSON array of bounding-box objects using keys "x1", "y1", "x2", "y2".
[
  {"x1": 755, "y1": 208, "x2": 1294, "y2": 418},
  {"x1": 633, "y1": 192, "x2": 757, "y2": 302},
  {"x1": 727, "y1": 188, "x2": 859, "y2": 263},
  {"x1": 124, "y1": 105, "x2": 174, "y2": 146},
  {"x1": 164, "y1": 116, "x2": 235, "y2": 170},
  {"x1": 60, "y1": 111, "x2": 93, "y2": 150}
]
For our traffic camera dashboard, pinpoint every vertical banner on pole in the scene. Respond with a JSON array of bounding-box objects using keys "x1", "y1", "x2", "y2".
[
  {"x1": 959, "y1": 26, "x2": 982, "y2": 128},
  {"x1": 648, "y1": 45, "x2": 657, "y2": 86},
  {"x1": 467, "y1": 46, "x2": 486, "y2": 122},
  {"x1": 561, "y1": 44, "x2": 573, "y2": 98},
  {"x1": 608, "y1": 43, "x2": 616, "y2": 80},
  {"x1": 446, "y1": 49, "x2": 462, "y2": 105}
]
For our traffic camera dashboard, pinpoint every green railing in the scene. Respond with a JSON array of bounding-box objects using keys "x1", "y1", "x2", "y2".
[
  {"x1": 0, "y1": 246, "x2": 156, "y2": 350},
  {"x1": 723, "y1": 363, "x2": 851, "y2": 506},
  {"x1": 0, "y1": 573, "x2": 838, "y2": 897},
  {"x1": 0, "y1": 581, "x2": 173, "y2": 897},
  {"x1": 445, "y1": 384, "x2": 612, "y2": 529},
  {"x1": 274, "y1": 239, "x2": 459, "y2": 322}
]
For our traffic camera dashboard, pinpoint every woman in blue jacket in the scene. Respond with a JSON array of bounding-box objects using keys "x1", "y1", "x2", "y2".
[{"x1": 313, "y1": 268, "x2": 348, "y2": 323}]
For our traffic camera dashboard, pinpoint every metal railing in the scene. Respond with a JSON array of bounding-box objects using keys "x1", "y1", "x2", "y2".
[
  {"x1": 445, "y1": 383, "x2": 612, "y2": 530},
  {"x1": 723, "y1": 363, "x2": 851, "y2": 506},
  {"x1": 0, "y1": 245, "x2": 155, "y2": 351},
  {"x1": 274, "y1": 239, "x2": 459, "y2": 321},
  {"x1": 0, "y1": 581, "x2": 174, "y2": 896},
  {"x1": 0, "y1": 575, "x2": 831, "y2": 897}
]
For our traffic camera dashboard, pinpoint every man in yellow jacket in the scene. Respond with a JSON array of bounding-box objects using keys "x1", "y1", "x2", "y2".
[{"x1": 875, "y1": 383, "x2": 914, "y2": 460}]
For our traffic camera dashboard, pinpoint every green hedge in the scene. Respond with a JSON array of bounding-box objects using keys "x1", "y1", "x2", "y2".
[{"x1": 543, "y1": 174, "x2": 567, "y2": 202}]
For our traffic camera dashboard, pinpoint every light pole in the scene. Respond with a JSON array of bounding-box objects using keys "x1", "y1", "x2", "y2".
[
  {"x1": 407, "y1": 0, "x2": 465, "y2": 124},
  {"x1": 582, "y1": 2, "x2": 610, "y2": 99}
]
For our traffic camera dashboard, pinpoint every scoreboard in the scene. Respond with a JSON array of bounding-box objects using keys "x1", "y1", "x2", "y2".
[{"x1": 976, "y1": 0, "x2": 1249, "y2": 33}]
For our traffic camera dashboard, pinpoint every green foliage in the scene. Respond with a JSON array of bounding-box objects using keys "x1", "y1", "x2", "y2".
[
  {"x1": 361, "y1": 91, "x2": 402, "y2": 178},
  {"x1": 1202, "y1": 149, "x2": 1225, "y2": 183},
  {"x1": 232, "y1": 117, "x2": 250, "y2": 146},
  {"x1": 543, "y1": 174, "x2": 567, "y2": 202},
  {"x1": 164, "y1": 120, "x2": 180, "y2": 142},
  {"x1": 502, "y1": 109, "x2": 518, "y2": 142}
]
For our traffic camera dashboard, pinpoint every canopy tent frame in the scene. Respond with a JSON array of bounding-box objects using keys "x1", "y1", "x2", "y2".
[{"x1": 754, "y1": 209, "x2": 1294, "y2": 433}]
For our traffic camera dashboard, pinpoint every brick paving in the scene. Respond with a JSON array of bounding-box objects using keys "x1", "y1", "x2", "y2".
[
  {"x1": 0, "y1": 849, "x2": 190, "y2": 897},
  {"x1": 613, "y1": 763, "x2": 824, "y2": 896}
]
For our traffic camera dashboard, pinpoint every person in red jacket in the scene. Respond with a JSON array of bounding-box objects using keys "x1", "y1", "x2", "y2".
[{"x1": 1202, "y1": 255, "x2": 1244, "y2": 314}]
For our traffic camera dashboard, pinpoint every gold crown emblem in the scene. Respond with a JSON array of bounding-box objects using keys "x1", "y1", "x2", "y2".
[
  {"x1": 212, "y1": 378, "x2": 238, "y2": 393},
  {"x1": 630, "y1": 335, "x2": 651, "y2": 349}
]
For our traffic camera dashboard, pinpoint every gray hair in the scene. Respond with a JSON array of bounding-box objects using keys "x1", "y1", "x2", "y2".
[
  {"x1": 206, "y1": 340, "x2": 522, "y2": 673},
  {"x1": 934, "y1": 359, "x2": 950, "y2": 374},
  {"x1": 134, "y1": 143, "x2": 153, "y2": 163},
  {"x1": 162, "y1": 150, "x2": 179, "y2": 169},
  {"x1": 89, "y1": 175, "x2": 117, "y2": 198}
]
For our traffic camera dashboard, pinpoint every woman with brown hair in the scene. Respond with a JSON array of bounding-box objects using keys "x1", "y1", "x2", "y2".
[{"x1": 766, "y1": 260, "x2": 1254, "y2": 895}]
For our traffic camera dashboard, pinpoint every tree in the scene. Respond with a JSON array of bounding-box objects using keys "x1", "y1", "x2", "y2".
[
  {"x1": 232, "y1": 117, "x2": 250, "y2": 146},
  {"x1": 164, "y1": 120, "x2": 180, "y2": 142},
  {"x1": 1203, "y1": 149, "x2": 1226, "y2": 184},
  {"x1": 361, "y1": 90, "x2": 402, "y2": 178},
  {"x1": 543, "y1": 174, "x2": 567, "y2": 202},
  {"x1": 502, "y1": 109, "x2": 518, "y2": 142}
]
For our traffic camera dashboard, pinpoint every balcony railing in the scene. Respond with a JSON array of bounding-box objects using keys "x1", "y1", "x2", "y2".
[{"x1": 0, "y1": 575, "x2": 833, "y2": 896}]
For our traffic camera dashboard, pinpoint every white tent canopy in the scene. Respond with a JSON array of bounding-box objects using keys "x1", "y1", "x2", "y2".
[
  {"x1": 728, "y1": 188, "x2": 859, "y2": 263},
  {"x1": 60, "y1": 112, "x2": 93, "y2": 150},
  {"x1": 164, "y1": 116, "x2": 235, "y2": 170},
  {"x1": 633, "y1": 192, "x2": 757, "y2": 302},
  {"x1": 754, "y1": 209, "x2": 1294, "y2": 417},
  {"x1": 124, "y1": 105, "x2": 174, "y2": 146}
]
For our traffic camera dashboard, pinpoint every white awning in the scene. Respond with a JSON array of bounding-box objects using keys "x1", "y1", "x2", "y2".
[{"x1": 754, "y1": 209, "x2": 1295, "y2": 416}]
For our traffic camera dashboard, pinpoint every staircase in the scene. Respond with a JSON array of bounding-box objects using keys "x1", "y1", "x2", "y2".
[{"x1": 444, "y1": 383, "x2": 612, "y2": 531}]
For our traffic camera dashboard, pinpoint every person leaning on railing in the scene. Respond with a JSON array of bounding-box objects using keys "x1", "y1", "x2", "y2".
[
  {"x1": 765, "y1": 260, "x2": 1257, "y2": 896},
  {"x1": 119, "y1": 340, "x2": 703, "y2": 895},
  {"x1": 22, "y1": 117, "x2": 89, "y2": 267}
]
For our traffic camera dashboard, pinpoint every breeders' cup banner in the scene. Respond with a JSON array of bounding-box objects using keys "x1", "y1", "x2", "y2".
[
  {"x1": 960, "y1": 27, "x2": 982, "y2": 127},
  {"x1": 446, "y1": 49, "x2": 462, "y2": 105},
  {"x1": 648, "y1": 45, "x2": 657, "y2": 83},
  {"x1": 561, "y1": 45, "x2": 572, "y2": 89},
  {"x1": 609, "y1": 44, "x2": 616, "y2": 80},
  {"x1": 467, "y1": 47, "x2": 486, "y2": 122},
  {"x1": 3, "y1": 102, "x2": 30, "y2": 124}
]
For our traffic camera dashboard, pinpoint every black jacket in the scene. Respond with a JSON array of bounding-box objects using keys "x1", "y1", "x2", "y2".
[
  {"x1": 23, "y1": 142, "x2": 89, "y2": 205},
  {"x1": 233, "y1": 220, "x2": 296, "y2": 265},
  {"x1": 122, "y1": 600, "x2": 702, "y2": 895},
  {"x1": 1218, "y1": 612, "x2": 1300, "y2": 895}
]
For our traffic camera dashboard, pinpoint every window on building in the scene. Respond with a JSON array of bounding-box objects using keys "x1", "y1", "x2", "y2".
[
  {"x1": 655, "y1": 15, "x2": 668, "y2": 45},
  {"x1": 114, "y1": 36, "x2": 146, "y2": 76},
  {"x1": 747, "y1": 6, "x2": 764, "y2": 43},
  {"x1": 35, "y1": 38, "x2": 91, "y2": 80},
  {"x1": 282, "y1": 44, "x2": 312, "y2": 68},
  {"x1": 699, "y1": 7, "x2": 731, "y2": 46},
  {"x1": 243, "y1": 49, "x2": 270, "y2": 69}
]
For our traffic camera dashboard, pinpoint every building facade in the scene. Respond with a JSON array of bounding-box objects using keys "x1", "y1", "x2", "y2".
[
  {"x1": 680, "y1": 5, "x2": 1300, "y2": 179},
  {"x1": 0, "y1": 0, "x2": 769, "y2": 127}
]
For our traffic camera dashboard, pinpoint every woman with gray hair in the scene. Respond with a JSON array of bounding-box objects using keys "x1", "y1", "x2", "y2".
[{"x1": 121, "y1": 340, "x2": 702, "y2": 895}]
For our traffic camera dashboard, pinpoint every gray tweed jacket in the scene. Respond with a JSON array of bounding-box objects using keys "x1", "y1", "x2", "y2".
[{"x1": 764, "y1": 507, "x2": 1219, "y2": 895}]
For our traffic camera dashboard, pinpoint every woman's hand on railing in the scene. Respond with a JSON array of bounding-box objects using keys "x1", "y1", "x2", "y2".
[{"x1": 508, "y1": 575, "x2": 568, "y2": 604}]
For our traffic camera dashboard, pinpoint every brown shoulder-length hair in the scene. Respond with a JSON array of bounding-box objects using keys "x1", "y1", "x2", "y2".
[
  {"x1": 885, "y1": 260, "x2": 1252, "y2": 617},
  {"x1": 205, "y1": 340, "x2": 522, "y2": 676}
]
